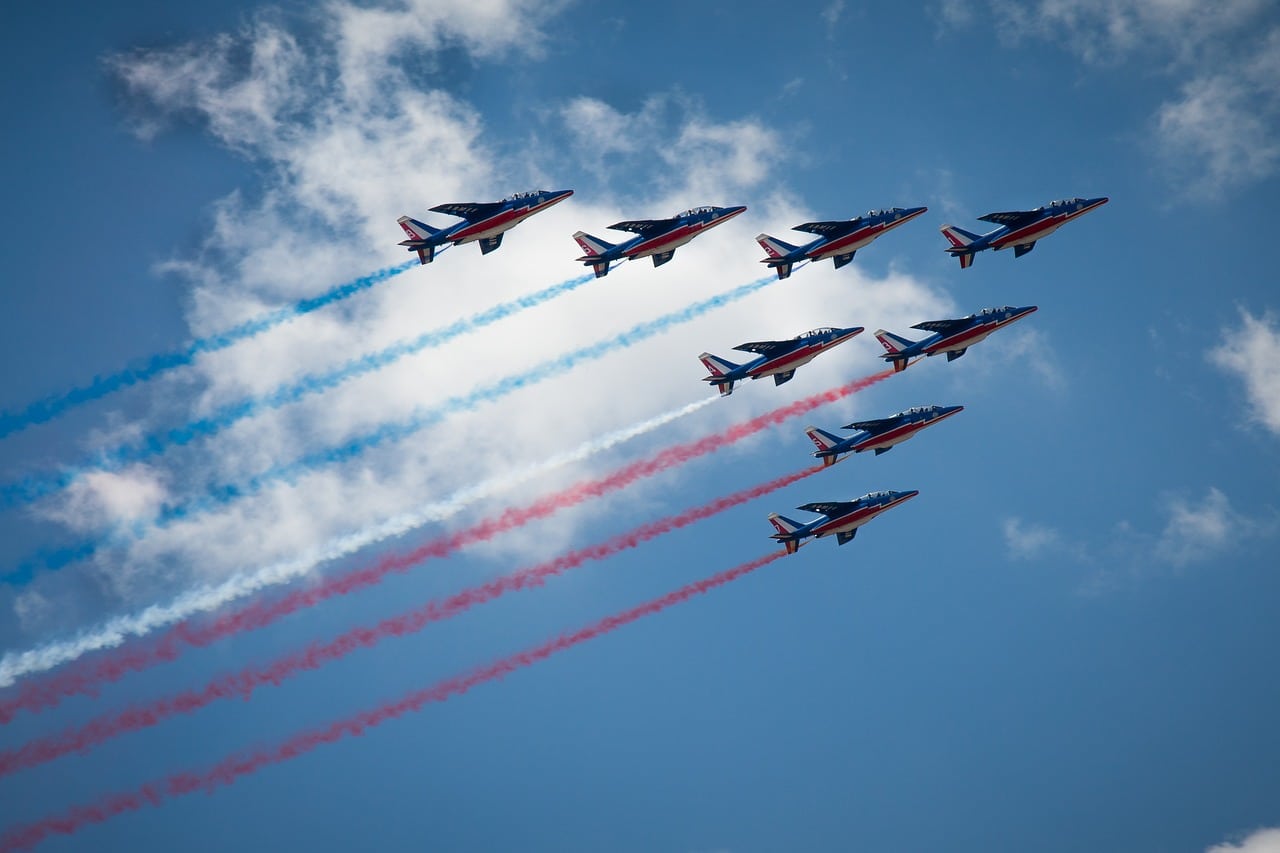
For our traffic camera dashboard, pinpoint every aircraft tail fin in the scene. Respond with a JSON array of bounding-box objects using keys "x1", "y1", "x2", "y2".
[
  {"x1": 397, "y1": 216, "x2": 441, "y2": 243},
  {"x1": 572, "y1": 231, "x2": 615, "y2": 258},
  {"x1": 940, "y1": 224, "x2": 982, "y2": 269},
  {"x1": 804, "y1": 426, "x2": 844, "y2": 465},
  {"x1": 768, "y1": 513, "x2": 805, "y2": 554},
  {"x1": 875, "y1": 329, "x2": 915, "y2": 373},
  {"x1": 756, "y1": 234, "x2": 799, "y2": 279},
  {"x1": 698, "y1": 352, "x2": 740, "y2": 397}
]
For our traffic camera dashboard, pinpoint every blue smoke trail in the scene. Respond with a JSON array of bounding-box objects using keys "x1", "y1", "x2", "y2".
[
  {"x1": 0, "y1": 260, "x2": 418, "y2": 439},
  {"x1": 7, "y1": 275, "x2": 778, "y2": 581},
  {"x1": 0, "y1": 272, "x2": 596, "y2": 509}
]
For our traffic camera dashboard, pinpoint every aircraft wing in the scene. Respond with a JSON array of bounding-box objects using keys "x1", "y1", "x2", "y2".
[
  {"x1": 797, "y1": 501, "x2": 858, "y2": 517},
  {"x1": 608, "y1": 217, "x2": 679, "y2": 235},
  {"x1": 977, "y1": 210, "x2": 1040, "y2": 228},
  {"x1": 911, "y1": 318, "x2": 972, "y2": 335},
  {"x1": 843, "y1": 414, "x2": 906, "y2": 433},
  {"x1": 430, "y1": 201, "x2": 506, "y2": 221},
  {"x1": 793, "y1": 219, "x2": 860, "y2": 237},
  {"x1": 732, "y1": 339, "x2": 794, "y2": 358}
]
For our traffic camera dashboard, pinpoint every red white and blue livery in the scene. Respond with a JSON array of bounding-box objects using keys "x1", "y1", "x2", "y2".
[
  {"x1": 768, "y1": 490, "x2": 920, "y2": 554},
  {"x1": 805, "y1": 404, "x2": 964, "y2": 464},
  {"x1": 940, "y1": 196, "x2": 1108, "y2": 269},
  {"x1": 756, "y1": 206, "x2": 928, "y2": 280},
  {"x1": 397, "y1": 189, "x2": 574, "y2": 264},
  {"x1": 874, "y1": 306, "x2": 1037, "y2": 373},
  {"x1": 572, "y1": 204, "x2": 747, "y2": 278},
  {"x1": 699, "y1": 326, "x2": 863, "y2": 397}
]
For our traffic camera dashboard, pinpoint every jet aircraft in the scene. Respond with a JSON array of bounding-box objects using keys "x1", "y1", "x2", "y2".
[
  {"x1": 572, "y1": 205, "x2": 747, "y2": 278},
  {"x1": 805, "y1": 404, "x2": 964, "y2": 464},
  {"x1": 397, "y1": 189, "x2": 574, "y2": 264},
  {"x1": 698, "y1": 326, "x2": 864, "y2": 397},
  {"x1": 756, "y1": 206, "x2": 928, "y2": 280},
  {"x1": 874, "y1": 305, "x2": 1037, "y2": 373},
  {"x1": 940, "y1": 196, "x2": 1108, "y2": 268},
  {"x1": 768, "y1": 490, "x2": 919, "y2": 554}
]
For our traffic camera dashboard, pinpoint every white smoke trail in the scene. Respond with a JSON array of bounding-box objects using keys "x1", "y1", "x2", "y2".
[{"x1": 0, "y1": 397, "x2": 715, "y2": 687}]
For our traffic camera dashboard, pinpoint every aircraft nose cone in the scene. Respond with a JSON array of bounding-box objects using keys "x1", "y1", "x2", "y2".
[
  {"x1": 719, "y1": 205, "x2": 748, "y2": 218},
  {"x1": 942, "y1": 405, "x2": 964, "y2": 416},
  {"x1": 900, "y1": 490, "x2": 920, "y2": 501},
  {"x1": 903, "y1": 206, "x2": 929, "y2": 219}
]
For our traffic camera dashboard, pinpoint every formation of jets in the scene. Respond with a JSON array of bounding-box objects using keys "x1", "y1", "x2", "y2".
[{"x1": 393, "y1": 189, "x2": 1107, "y2": 556}]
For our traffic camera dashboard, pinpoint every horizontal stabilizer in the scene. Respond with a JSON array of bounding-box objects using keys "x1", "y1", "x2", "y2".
[
  {"x1": 415, "y1": 247, "x2": 433, "y2": 265},
  {"x1": 590, "y1": 261, "x2": 610, "y2": 278},
  {"x1": 958, "y1": 252, "x2": 974, "y2": 269},
  {"x1": 768, "y1": 261, "x2": 794, "y2": 280}
]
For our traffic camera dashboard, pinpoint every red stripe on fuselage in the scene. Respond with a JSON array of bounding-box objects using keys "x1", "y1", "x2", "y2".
[
  {"x1": 853, "y1": 408, "x2": 960, "y2": 451},
  {"x1": 812, "y1": 495, "x2": 913, "y2": 536}
]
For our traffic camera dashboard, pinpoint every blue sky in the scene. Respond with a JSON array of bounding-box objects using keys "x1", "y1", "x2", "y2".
[{"x1": 2, "y1": 2, "x2": 1279, "y2": 851}]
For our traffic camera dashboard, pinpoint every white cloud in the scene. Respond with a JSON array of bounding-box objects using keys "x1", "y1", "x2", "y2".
[
  {"x1": 6, "y1": 1, "x2": 954, "y2": 675},
  {"x1": 1208, "y1": 827, "x2": 1280, "y2": 853},
  {"x1": 1210, "y1": 309, "x2": 1280, "y2": 436},
  {"x1": 945, "y1": 2, "x2": 1280, "y2": 198},
  {"x1": 1154, "y1": 487, "x2": 1242, "y2": 567},
  {"x1": 821, "y1": 1, "x2": 846, "y2": 29},
  {"x1": 1002, "y1": 517, "x2": 1061, "y2": 560}
]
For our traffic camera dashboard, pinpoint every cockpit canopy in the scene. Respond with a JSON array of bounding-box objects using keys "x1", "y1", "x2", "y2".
[
  {"x1": 1047, "y1": 197, "x2": 1084, "y2": 207},
  {"x1": 898, "y1": 405, "x2": 934, "y2": 416},
  {"x1": 800, "y1": 327, "x2": 839, "y2": 338},
  {"x1": 865, "y1": 490, "x2": 895, "y2": 500},
  {"x1": 977, "y1": 306, "x2": 1016, "y2": 316},
  {"x1": 503, "y1": 190, "x2": 546, "y2": 201},
  {"x1": 677, "y1": 205, "x2": 718, "y2": 217},
  {"x1": 865, "y1": 207, "x2": 903, "y2": 217}
]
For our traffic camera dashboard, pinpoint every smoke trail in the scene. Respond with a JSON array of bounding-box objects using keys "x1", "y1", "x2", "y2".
[
  {"x1": 150, "y1": 274, "x2": 782, "y2": 527},
  {"x1": 6, "y1": 274, "x2": 781, "y2": 577},
  {"x1": 0, "y1": 467, "x2": 814, "y2": 776},
  {"x1": 0, "y1": 273, "x2": 597, "y2": 513},
  {"x1": 0, "y1": 551, "x2": 783, "y2": 852},
  {"x1": 0, "y1": 398, "x2": 715, "y2": 704},
  {"x1": 0, "y1": 367, "x2": 890, "y2": 711},
  {"x1": 0, "y1": 261, "x2": 416, "y2": 439}
]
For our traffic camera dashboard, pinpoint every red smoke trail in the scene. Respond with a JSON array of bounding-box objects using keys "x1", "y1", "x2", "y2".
[
  {"x1": 0, "y1": 369, "x2": 891, "y2": 722},
  {"x1": 0, "y1": 551, "x2": 784, "y2": 852},
  {"x1": 0, "y1": 467, "x2": 818, "y2": 778}
]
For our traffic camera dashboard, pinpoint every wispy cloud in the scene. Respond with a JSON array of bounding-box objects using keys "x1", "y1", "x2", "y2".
[
  {"x1": 1209, "y1": 308, "x2": 1280, "y2": 436},
  {"x1": 1207, "y1": 827, "x2": 1280, "y2": 853},
  {"x1": 941, "y1": 1, "x2": 1280, "y2": 198},
  {"x1": 1002, "y1": 517, "x2": 1062, "y2": 560}
]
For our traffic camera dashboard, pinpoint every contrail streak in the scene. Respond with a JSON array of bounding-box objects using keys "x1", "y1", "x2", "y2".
[
  {"x1": 0, "y1": 369, "x2": 890, "y2": 707},
  {"x1": 0, "y1": 398, "x2": 715, "y2": 705},
  {"x1": 0, "y1": 467, "x2": 814, "y2": 776},
  {"x1": 149, "y1": 274, "x2": 782, "y2": 526},
  {"x1": 0, "y1": 261, "x2": 416, "y2": 439},
  {"x1": 0, "y1": 551, "x2": 783, "y2": 852},
  {"x1": 0, "y1": 273, "x2": 597, "y2": 514},
  {"x1": 7, "y1": 274, "x2": 781, "y2": 576}
]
